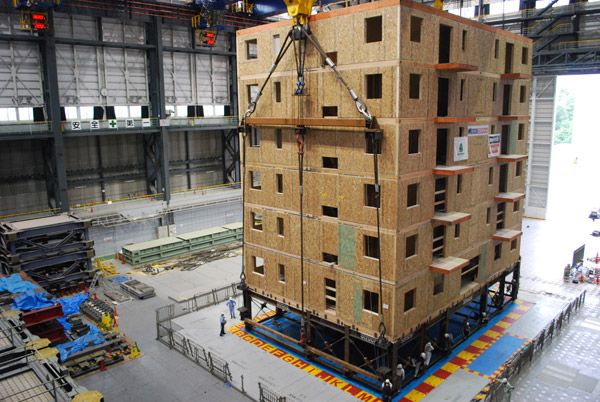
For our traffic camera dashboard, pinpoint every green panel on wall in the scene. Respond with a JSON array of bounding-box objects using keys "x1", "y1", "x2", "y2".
[
  {"x1": 338, "y1": 225, "x2": 355, "y2": 271},
  {"x1": 509, "y1": 121, "x2": 517, "y2": 154},
  {"x1": 353, "y1": 281, "x2": 362, "y2": 324}
]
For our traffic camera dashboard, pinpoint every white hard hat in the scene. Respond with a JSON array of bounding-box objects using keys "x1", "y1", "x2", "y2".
[{"x1": 397, "y1": 364, "x2": 402, "y2": 369}]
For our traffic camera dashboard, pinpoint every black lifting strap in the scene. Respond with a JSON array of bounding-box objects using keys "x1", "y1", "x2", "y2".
[
  {"x1": 238, "y1": 123, "x2": 248, "y2": 283},
  {"x1": 366, "y1": 129, "x2": 387, "y2": 342}
]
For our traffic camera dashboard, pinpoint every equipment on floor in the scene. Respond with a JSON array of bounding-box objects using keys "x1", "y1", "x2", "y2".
[{"x1": 120, "y1": 279, "x2": 155, "y2": 299}]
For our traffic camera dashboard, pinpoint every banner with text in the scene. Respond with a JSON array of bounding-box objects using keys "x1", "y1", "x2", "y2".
[
  {"x1": 467, "y1": 125, "x2": 489, "y2": 136},
  {"x1": 488, "y1": 134, "x2": 501, "y2": 157}
]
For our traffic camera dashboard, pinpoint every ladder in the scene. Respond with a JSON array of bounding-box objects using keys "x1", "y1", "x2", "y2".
[{"x1": 88, "y1": 270, "x2": 102, "y2": 294}]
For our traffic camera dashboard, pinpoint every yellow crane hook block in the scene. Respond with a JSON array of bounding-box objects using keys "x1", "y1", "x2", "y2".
[{"x1": 283, "y1": 0, "x2": 316, "y2": 25}]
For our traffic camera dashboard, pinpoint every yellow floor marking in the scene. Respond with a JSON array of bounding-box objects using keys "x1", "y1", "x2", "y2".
[
  {"x1": 424, "y1": 375, "x2": 445, "y2": 387},
  {"x1": 496, "y1": 321, "x2": 511, "y2": 329},
  {"x1": 471, "y1": 340, "x2": 489, "y2": 350},
  {"x1": 404, "y1": 389, "x2": 427, "y2": 401},
  {"x1": 442, "y1": 362, "x2": 461, "y2": 373},
  {"x1": 485, "y1": 330, "x2": 501, "y2": 338},
  {"x1": 506, "y1": 312, "x2": 521, "y2": 319},
  {"x1": 457, "y1": 351, "x2": 475, "y2": 361}
]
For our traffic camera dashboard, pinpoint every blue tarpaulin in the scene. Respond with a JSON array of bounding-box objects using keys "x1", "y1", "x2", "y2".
[
  {"x1": 12, "y1": 290, "x2": 55, "y2": 311},
  {"x1": 55, "y1": 324, "x2": 105, "y2": 362},
  {"x1": 57, "y1": 292, "x2": 88, "y2": 315},
  {"x1": 0, "y1": 274, "x2": 38, "y2": 294}
]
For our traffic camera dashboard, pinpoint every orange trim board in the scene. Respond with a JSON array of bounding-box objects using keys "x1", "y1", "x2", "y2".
[
  {"x1": 227, "y1": 320, "x2": 382, "y2": 402},
  {"x1": 399, "y1": 301, "x2": 533, "y2": 402}
]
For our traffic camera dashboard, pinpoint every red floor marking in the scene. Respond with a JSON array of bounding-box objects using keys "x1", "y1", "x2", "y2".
[
  {"x1": 415, "y1": 382, "x2": 435, "y2": 394},
  {"x1": 451, "y1": 357, "x2": 468, "y2": 366},
  {"x1": 434, "y1": 369, "x2": 452, "y2": 379},
  {"x1": 503, "y1": 317, "x2": 516, "y2": 323},
  {"x1": 465, "y1": 345, "x2": 484, "y2": 355},
  {"x1": 478, "y1": 335, "x2": 496, "y2": 343}
]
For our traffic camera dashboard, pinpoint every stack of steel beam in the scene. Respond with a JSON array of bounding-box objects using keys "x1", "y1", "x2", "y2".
[{"x1": 0, "y1": 214, "x2": 95, "y2": 292}]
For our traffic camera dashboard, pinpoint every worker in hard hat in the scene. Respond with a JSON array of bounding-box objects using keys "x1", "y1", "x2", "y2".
[{"x1": 226, "y1": 297, "x2": 237, "y2": 319}]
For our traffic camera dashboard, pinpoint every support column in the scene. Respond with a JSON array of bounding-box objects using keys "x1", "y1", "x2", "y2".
[
  {"x1": 40, "y1": 10, "x2": 69, "y2": 212},
  {"x1": 146, "y1": 16, "x2": 170, "y2": 202}
]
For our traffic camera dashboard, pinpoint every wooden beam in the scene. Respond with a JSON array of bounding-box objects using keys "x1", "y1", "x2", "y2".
[
  {"x1": 245, "y1": 117, "x2": 365, "y2": 128},
  {"x1": 244, "y1": 318, "x2": 301, "y2": 346},
  {"x1": 305, "y1": 345, "x2": 380, "y2": 381}
]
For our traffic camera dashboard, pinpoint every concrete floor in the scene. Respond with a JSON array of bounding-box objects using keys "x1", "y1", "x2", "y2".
[{"x1": 77, "y1": 145, "x2": 600, "y2": 402}]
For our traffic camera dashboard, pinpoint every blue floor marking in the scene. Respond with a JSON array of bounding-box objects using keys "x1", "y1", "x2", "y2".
[{"x1": 467, "y1": 334, "x2": 525, "y2": 376}]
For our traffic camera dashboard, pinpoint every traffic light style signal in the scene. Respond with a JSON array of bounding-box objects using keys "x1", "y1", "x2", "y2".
[{"x1": 200, "y1": 30, "x2": 217, "y2": 47}]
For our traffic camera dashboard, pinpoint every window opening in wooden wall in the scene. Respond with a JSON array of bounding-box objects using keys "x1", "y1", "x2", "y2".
[
  {"x1": 365, "y1": 16, "x2": 382, "y2": 43},
  {"x1": 432, "y1": 225, "x2": 445, "y2": 258},
  {"x1": 273, "y1": 34, "x2": 280, "y2": 55},
  {"x1": 455, "y1": 223, "x2": 460, "y2": 238},
  {"x1": 364, "y1": 235, "x2": 380, "y2": 259},
  {"x1": 513, "y1": 200, "x2": 520, "y2": 212},
  {"x1": 322, "y1": 157, "x2": 338, "y2": 169},
  {"x1": 246, "y1": 39, "x2": 257, "y2": 59},
  {"x1": 505, "y1": 43, "x2": 514, "y2": 74},
  {"x1": 364, "y1": 184, "x2": 379, "y2": 208},
  {"x1": 522, "y1": 47, "x2": 529, "y2": 64},
  {"x1": 322, "y1": 106, "x2": 338, "y2": 117},
  {"x1": 519, "y1": 85, "x2": 527, "y2": 103},
  {"x1": 276, "y1": 128, "x2": 283, "y2": 149},
  {"x1": 502, "y1": 84, "x2": 512, "y2": 116},
  {"x1": 493, "y1": 82, "x2": 497, "y2": 102},
  {"x1": 404, "y1": 288, "x2": 416, "y2": 311},
  {"x1": 323, "y1": 252, "x2": 338, "y2": 265},
  {"x1": 366, "y1": 74, "x2": 382, "y2": 99},
  {"x1": 459, "y1": 127, "x2": 464, "y2": 137},
  {"x1": 253, "y1": 256, "x2": 264, "y2": 275},
  {"x1": 461, "y1": 256, "x2": 479, "y2": 289},
  {"x1": 322, "y1": 51, "x2": 337, "y2": 66},
  {"x1": 462, "y1": 30, "x2": 467, "y2": 51},
  {"x1": 437, "y1": 78, "x2": 449, "y2": 117},
  {"x1": 325, "y1": 278, "x2": 337, "y2": 312},
  {"x1": 407, "y1": 183, "x2": 418, "y2": 207},
  {"x1": 518, "y1": 124, "x2": 524, "y2": 140},
  {"x1": 439, "y1": 25, "x2": 452, "y2": 63},
  {"x1": 489, "y1": 167, "x2": 494, "y2": 185},
  {"x1": 501, "y1": 125, "x2": 510, "y2": 155},
  {"x1": 252, "y1": 212, "x2": 263, "y2": 230},
  {"x1": 322, "y1": 205, "x2": 338, "y2": 218},
  {"x1": 433, "y1": 274, "x2": 444, "y2": 295},
  {"x1": 497, "y1": 202, "x2": 505, "y2": 230},
  {"x1": 279, "y1": 264, "x2": 285, "y2": 282},
  {"x1": 250, "y1": 171, "x2": 261, "y2": 190},
  {"x1": 494, "y1": 243, "x2": 502, "y2": 260},
  {"x1": 434, "y1": 177, "x2": 447, "y2": 212},
  {"x1": 511, "y1": 239, "x2": 518, "y2": 250},
  {"x1": 486, "y1": 207, "x2": 491, "y2": 224},
  {"x1": 406, "y1": 234, "x2": 417, "y2": 258},
  {"x1": 363, "y1": 290, "x2": 379, "y2": 313},
  {"x1": 499, "y1": 164, "x2": 508, "y2": 193},
  {"x1": 250, "y1": 127, "x2": 260, "y2": 147},
  {"x1": 460, "y1": 79, "x2": 465, "y2": 101},
  {"x1": 494, "y1": 39, "x2": 499, "y2": 59},
  {"x1": 366, "y1": 135, "x2": 382, "y2": 154},
  {"x1": 436, "y1": 128, "x2": 448, "y2": 165},
  {"x1": 456, "y1": 174, "x2": 462, "y2": 194},
  {"x1": 409, "y1": 74, "x2": 421, "y2": 99},
  {"x1": 247, "y1": 84, "x2": 258, "y2": 104},
  {"x1": 408, "y1": 130, "x2": 420, "y2": 154},
  {"x1": 410, "y1": 16, "x2": 422, "y2": 42},
  {"x1": 516, "y1": 161, "x2": 522, "y2": 177},
  {"x1": 277, "y1": 217, "x2": 284, "y2": 236},
  {"x1": 274, "y1": 81, "x2": 281, "y2": 103},
  {"x1": 276, "y1": 174, "x2": 283, "y2": 193}
]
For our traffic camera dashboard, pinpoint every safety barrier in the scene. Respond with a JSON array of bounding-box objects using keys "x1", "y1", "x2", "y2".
[
  {"x1": 155, "y1": 281, "x2": 255, "y2": 399},
  {"x1": 471, "y1": 290, "x2": 586, "y2": 402},
  {"x1": 258, "y1": 382, "x2": 287, "y2": 402}
]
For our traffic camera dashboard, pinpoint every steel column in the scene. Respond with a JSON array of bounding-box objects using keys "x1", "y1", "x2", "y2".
[{"x1": 39, "y1": 10, "x2": 69, "y2": 212}]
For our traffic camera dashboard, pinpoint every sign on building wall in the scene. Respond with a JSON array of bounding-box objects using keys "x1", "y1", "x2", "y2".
[
  {"x1": 488, "y1": 134, "x2": 501, "y2": 157},
  {"x1": 71, "y1": 121, "x2": 81, "y2": 131},
  {"x1": 126, "y1": 119, "x2": 134, "y2": 128},
  {"x1": 108, "y1": 119, "x2": 118, "y2": 129},
  {"x1": 454, "y1": 137, "x2": 468, "y2": 161},
  {"x1": 467, "y1": 125, "x2": 489, "y2": 136},
  {"x1": 90, "y1": 120, "x2": 100, "y2": 130},
  {"x1": 142, "y1": 119, "x2": 151, "y2": 127}
]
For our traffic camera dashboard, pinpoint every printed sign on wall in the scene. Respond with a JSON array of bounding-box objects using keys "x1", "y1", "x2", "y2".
[
  {"x1": 454, "y1": 137, "x2": 468, "y2": 161},
  {"x1": 488, "y1": 134, "x2": 501, "y2": 157},
  {"x1": 467, "y1": 125, "x2": 489, "y2": 136}
]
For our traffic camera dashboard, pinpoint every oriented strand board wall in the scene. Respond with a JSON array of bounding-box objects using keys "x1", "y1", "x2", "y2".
[{"x1": 238, "y1": 0, "x2": 531, "y2": 340}]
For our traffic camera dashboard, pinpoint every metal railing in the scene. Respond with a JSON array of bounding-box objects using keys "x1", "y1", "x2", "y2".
[
  {"x1": 559, "y1": 39, "x2": 600, "y2": 50},
  {"x1": 259, "y1": 383, "x2": 287, "y2": 402},
  {"x1": 471, "y1": 290, "x2": 586, "y2": 402},
  {"x1": 156, "y1": 281, "x2": 254, "y2": 398},
  {"x1": 0, "y1": 121, "x2": 51, "y2": 135}
]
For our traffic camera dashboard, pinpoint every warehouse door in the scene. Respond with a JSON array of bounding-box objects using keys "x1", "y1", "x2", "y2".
[{"x1": 439, "y1": 25, "x2": 452, "y2": 64}]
